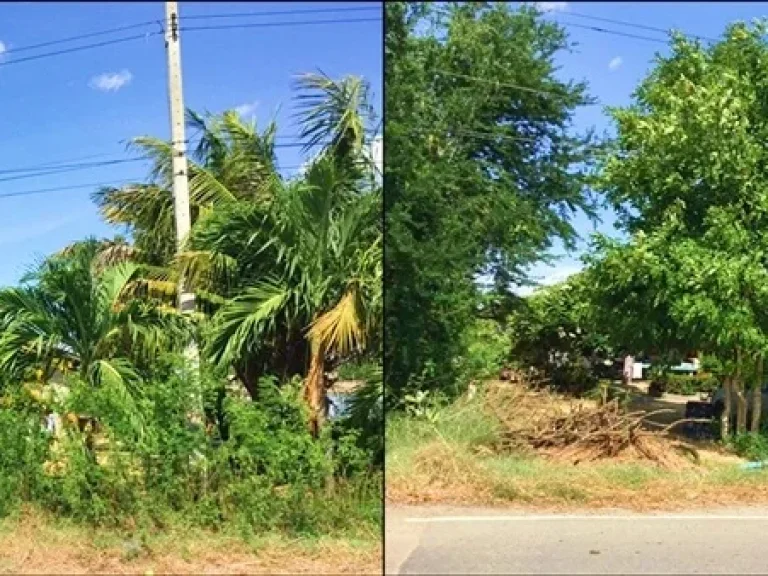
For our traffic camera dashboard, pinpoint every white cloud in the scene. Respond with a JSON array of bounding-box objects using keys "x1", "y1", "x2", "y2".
[
  {"x1": 533, "y1": 2, "x2": 569, "y2": 13},
  {"x1": 514, "y1": 263, "x2": 583, "y2": 297},
  {"x1": 234, "y1": 101, "x2": 259, "y2": 118},
  {"x1": 608, "y1": 56, "x2": 623, "y2": 71},
  {"x1": 0, "y1": 41, "x2": 6, "y2": 55},
  {"x1": 89, "y1": 69, "x2": 132, "y2": 92}
]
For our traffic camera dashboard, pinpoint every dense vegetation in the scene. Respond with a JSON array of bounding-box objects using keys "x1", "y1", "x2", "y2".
[
  {"x1": 385, "y1": 2, "x2": 768, "y2": 445},
  {"x1": 384, "y1": 2, "x2": 600, "y2": 402},
  {"x1": 0, "y1": 73, "x2": 382, "y2": 536}
]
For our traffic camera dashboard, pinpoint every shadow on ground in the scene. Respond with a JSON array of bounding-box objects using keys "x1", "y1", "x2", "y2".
[{"x1": 615, "y1": 381, "x2": 715, "y2": 440}]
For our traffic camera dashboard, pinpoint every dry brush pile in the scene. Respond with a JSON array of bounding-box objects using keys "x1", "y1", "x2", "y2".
[{"x1": 483, "y1": 378, "x2": 704, "y2": 468}]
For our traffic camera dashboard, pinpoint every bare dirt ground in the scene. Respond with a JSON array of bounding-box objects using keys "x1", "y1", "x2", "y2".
[{"x1": 0, "y1": 511, "x2": 381, "y2": 575}]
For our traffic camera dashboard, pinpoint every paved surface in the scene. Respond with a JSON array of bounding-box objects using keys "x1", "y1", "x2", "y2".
[{"x1": 386, "y1": 505, "x2": 768, "y2": 574}]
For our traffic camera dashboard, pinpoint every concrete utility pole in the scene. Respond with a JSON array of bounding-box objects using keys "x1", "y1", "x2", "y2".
[
  {"x1": 165, "y1": 1, "x2": 203, "y2": 427},
  {"x1": 165, "y1": 0, "x2": 194, "y2": 315},
  {"x1": 372, "y1": 134, "x2": 383, "y2": 184}
]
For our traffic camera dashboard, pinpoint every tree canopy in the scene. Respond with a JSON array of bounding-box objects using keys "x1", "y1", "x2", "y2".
[
  {"x1": 384, "y1": 2, "x2": 599, "y2": 399},
  {"x1": 586, "y1": 20, "x2": 768, "y2": 434}
]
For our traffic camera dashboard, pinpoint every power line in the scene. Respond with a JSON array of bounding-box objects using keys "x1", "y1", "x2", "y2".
[
  {"x1": 182, "y1": 16, "x2": 382, "y2": 33},
  {"x1": 0, "y1": 21, "x2": 159, "y2": 56},
  {"x1": 0, "y1": 152, "x2": 130, "y2": 175},
  {"x1": 560, "y1": 21, "x2": 668, "y2": 45},
  {"x1": 0, "y1": 158, "x2": 155, "y2": 183},
  {"x1": 558, "y1": 11, "x2": 717, "y2": 43},
  {"x1": 0, "y1": 157, "x2": 150, "y2": 177},
  {"x1": 0, "y1": 132, "x2": 340, "y2": 175},
  {"x1": 0, "y1": 5, "x2": 378, "y2": 57},
  {"x1": 0, "y1": 32, "x2": 163, "y2": 68},
  {"x1": 0, "y1": 15, "x2": 378, "y2": 68},
  {"x1": 0, "y1": 166, "x2": 306, "y2": 201},
  {"x1": 432, "y1": 69, "x2": 601, "y2": 105},
  {"x1": 0, "y1": 179, "x2": 144, "y2": 200},
  {"x1": 181, "y1": 6, "x2": 380, "y2": 21},
  {"x1": 0, "y1": 139, "x2": 336, "y2": 179}
]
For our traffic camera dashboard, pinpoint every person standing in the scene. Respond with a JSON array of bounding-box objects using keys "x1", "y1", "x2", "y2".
[{"x1": 623, "y1": 354, "x2": 634, "y2": 385}]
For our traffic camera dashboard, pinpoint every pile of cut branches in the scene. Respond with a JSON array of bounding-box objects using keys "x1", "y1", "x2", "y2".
[{"x1": 483, "y1": 382, "x2": 703, "y2": 468}]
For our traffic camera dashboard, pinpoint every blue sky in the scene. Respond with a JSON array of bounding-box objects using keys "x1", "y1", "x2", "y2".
[
  {"x1": 0, "y1": 1, "x2": 381, "y2": 286},
  {"x1": 517, "y1": 1, "x2": 768, "y2": 294}
]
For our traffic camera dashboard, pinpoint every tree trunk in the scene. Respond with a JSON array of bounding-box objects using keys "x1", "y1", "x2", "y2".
[
  {"x1": 752, "y1": 355, "x2": 764, "y2": 434},
  {"x1": 721, "y1": 376, "x2": 732, "y2": 440},
  {"x1": 304, "y1": 340, "x2": 328, "y2": 438},
  {"x1": 235, "y1": 361, "x2": 261, "y2": 401},
  {"x1": 735, "y1": 379, "x2": 748, "y2": 434},
  {"x1": 735, "y1": 349, "x2": 748, "y2": 435}
]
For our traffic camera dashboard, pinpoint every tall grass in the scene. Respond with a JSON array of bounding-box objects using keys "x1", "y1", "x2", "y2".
[{"x1": 387, "y1": 387, "x2": 768, "y2": 509}]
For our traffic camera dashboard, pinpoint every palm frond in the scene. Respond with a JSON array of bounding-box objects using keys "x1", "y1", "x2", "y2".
[
  {"x1": 293, "y1": 71, "x2": 371, "y2": 160},
  {"x1": 176, "y1": 250, "x2": 237, "y2": 293},
  {"x1": 206, "y1": 279, "x2": 294, "y2": 367},
  {"x1": 97, "y1": 261, "x2": 140, "y2": 313},
  {"x1": 188, "y1": 163, "x2": 237, "y2": 207},
  {"x1": 308, "y1": 287, "x2": 364, "y2": 356},
  {"x1": 88, "y1": 358, "x2": 145, "y2": 435}
]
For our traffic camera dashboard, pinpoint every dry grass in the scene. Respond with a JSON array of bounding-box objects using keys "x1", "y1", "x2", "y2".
[
  {"x1": 484, "y1": 382, "x2": 704, "y2": 468},
  {"x1": 386, "y1": 381, "x2": 768, "y2": 511},
  {"x1": 0, "y1": 508, "x2": 381, "y2": 575}
]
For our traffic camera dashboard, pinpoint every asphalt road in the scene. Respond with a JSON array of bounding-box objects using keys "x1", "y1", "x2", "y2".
[{"x1": 386, "y1": 505, "x2": 768, "y2": 574}]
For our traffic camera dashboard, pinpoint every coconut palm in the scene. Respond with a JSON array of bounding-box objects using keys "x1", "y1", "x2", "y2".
[
  {"x1": 92, "y1": 109, "x2": 280, "y2": 268},
  {"x1": 184, "y1": 73, "x2": 381, "y2": 432},
  {"x1": 85, "y1": 72, "x2": 381, "y2": 433},
  {"x1": 0, "y1": 239, "x2": 190, "y2": 429}
]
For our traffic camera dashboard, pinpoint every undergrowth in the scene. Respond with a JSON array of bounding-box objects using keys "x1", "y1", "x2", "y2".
[
  {"x1": 0, "y1": 360, "x2": 381, "y2": 541},
  {"x1": 387, "y1": 383, "x2": 768, "y2": 509}
]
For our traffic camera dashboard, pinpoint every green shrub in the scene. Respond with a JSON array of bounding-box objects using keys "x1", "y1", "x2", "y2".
[
  {"x1": 728, "y1": 433, "x2": 768, "y2": 461},
  {"x1": 457, "y1": 319, "x2": 510, "y2": 382},
  {"x1": 550, "y1": 363, "x2": 599, "y2": 396},
  {"x1": 652, "y1": 373, "x2": 719, "y2": 396},
  {"x1": 0, "y1": 364, "x2": 381, "y2": 538},
  {"x1": 0, "y1": 407, "x2": 50, "y2": 516}
]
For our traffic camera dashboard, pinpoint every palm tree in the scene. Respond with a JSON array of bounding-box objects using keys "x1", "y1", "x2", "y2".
[
  {"x1": 0, "y1": 239, "x2": 190, "y2": 431},
  {"x1": 86, "y1": 71, "x2": 381, "y2": 434},
  {"x1": 187, "y1": 72, "x2": 381, "y2": 433},
  {"x1": 196, "y1": 155, "x2": 381, "y2": 433},
  {"x1": 91, "y1": 110, "x2": 280, "y2": 268}
]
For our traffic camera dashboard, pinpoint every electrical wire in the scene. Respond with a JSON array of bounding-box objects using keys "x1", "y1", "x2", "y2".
[
  {"x1": 0, "y1": 14, "x2": 378, "y2": 68},
  {"x1": 558, "y1": 10, "x2": 717, "y2": 43},
  {"x1": 0, "y1": 32, "x2": 163, "y2": 68},
  {"x1": 0, "y1": 166, "x2": 306, "y2": 200},
  {"x1": 0, "y1": 21, "x2": 159, "y2": 56},
  {"x1": 0, "y1": 139, "x2": 339, "y2": 179},
  {"x1": 0, "y1": 4, "x2": 378, "y2": 57},
  {"x1": 432, "y1": 69, "x2": 601, "y2": 104},
  {"x1": 0, "y1": 157, "x2": 151, "y2": 177},
  {"x1": 180, "y1": 6, "x2": 380, "y2": 21},
  {"x1": 560, "y1": 21, "x2": 668, "y2": 45},
  {"x1": 0, "y1": 152, "x2": 131, "y2": 175},
  {"x1": 181, "y1": 17, "x2": 381, "y2": 33},
  {"x1": 0, "y1": 158, "x2": 154, "y2": 183},
  {"x1": 0, "y1": 179, "x2": 144, "y2": 199}
]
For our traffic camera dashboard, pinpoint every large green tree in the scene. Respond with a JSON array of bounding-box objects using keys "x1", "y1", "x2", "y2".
[
  {"x1": 588, "y1": 21, "x2": 768, "y2": 436},
  {"x1": 385, "y1": 2, "x2": 599, "y2": 399}
]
